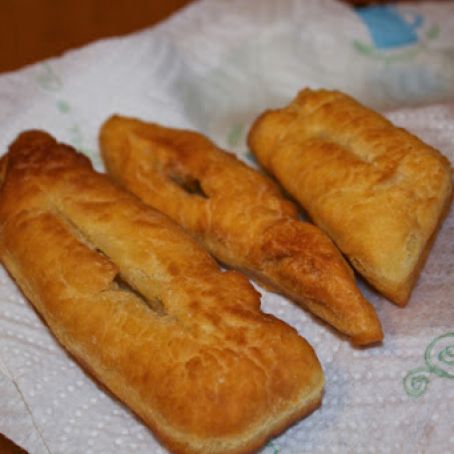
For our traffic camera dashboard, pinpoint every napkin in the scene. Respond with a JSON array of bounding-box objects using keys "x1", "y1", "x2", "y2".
[{"x1": 0, "y1": 0, "x2": 453, "y2": 453}]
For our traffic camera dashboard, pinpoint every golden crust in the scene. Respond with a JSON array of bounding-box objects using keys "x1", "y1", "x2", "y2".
[
  {"x1": 0, "y1": 131, "x2": 324, "y2": 454},
  {"x1": 100, "y1": 116, "x2": 383, "y2": 345},
  {"x1": 248, "y1": 89, "x2": 453, "y2": 305}
]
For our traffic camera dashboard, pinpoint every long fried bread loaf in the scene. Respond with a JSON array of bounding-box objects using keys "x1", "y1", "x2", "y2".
[
  {"x1": 248, "y1": 89, "x2": 453, "y2": 305},
  {"x1": 0, "y1": 131, "x2": 324, "y2": 454},
  {"x1": 100, "y1": 116, "x2": 383, "y2": 345}
]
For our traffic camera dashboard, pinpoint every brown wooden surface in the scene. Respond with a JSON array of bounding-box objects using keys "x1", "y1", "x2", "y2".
[
  {"x1": 0, "y1": 433, "x2": 27, "y2": 454},
  {"x1": 0, "y1": 0, "x2": 193, "y2": 73}
]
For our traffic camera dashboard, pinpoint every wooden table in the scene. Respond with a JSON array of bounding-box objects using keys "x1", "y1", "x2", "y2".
[
  {"x1": 0, "y1": 0, "x2": 193, "y2": 73},
  {"x1": 0, "y1": 433, "x2": 26, "y2": 453}
]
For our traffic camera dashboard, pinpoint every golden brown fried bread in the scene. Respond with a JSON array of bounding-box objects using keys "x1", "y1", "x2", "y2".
[
  {"x1": 100, "y1": 116, "x2": 383, "y2": 345},
  {"x1": 0, "y1": 131, "x2": 324, "y2": 454},
  {"x1": 248, "y1": 89, "x2": 453, "y2": 306}
]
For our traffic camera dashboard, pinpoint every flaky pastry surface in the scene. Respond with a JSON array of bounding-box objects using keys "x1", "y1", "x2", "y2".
[
  {"x1": 248, "y1": 89, "x2": 453, "y2": 305},
  {"x1": 100, "y1": 116, "x2": 382, "y2": 345},
  {"x1": 0, "y1": 131, "x2": 324, "y2": 454}
]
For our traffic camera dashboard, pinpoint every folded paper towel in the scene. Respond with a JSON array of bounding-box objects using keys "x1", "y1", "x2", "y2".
[{"x1": 0, "y1": 0, "x2": 453, "y2": 453}]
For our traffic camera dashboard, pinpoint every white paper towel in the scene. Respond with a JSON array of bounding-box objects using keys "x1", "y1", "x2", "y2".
[{"x1": 0, "y1": 1, "x2": 453, "y2": 453}]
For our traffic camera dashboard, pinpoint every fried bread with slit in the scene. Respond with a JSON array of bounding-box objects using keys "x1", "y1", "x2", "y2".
[
  {"x1": 100, "y1": 116, "x2": 383, "y2": 345},
  {"x1": 0, "y1": 131, "x2": 324, "y2": 454},
  {"x1": 248, "y1": 89, "x2": 453, "y2": 305}
]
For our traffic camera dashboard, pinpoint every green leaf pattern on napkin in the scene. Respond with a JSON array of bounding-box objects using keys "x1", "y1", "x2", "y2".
[
  {"x1": 35, "y1": 63, "x2": 63, "y2": 92},
  {"x1": 35, "y1": 63, "x2": 95, "y2": 160},
  {"x1": 403, "y1": 332, "x2": 454, "y2": 397}
]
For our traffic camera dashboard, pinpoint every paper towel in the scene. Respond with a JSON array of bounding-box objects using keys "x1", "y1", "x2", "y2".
[{"x1": 0, "y1": 0, "x2": 453, "y2": 453}]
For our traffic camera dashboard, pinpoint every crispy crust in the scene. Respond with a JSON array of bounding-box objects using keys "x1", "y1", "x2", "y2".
[
  {"x1": 248, "y1": 89, "x2": 453, "y2": 306},
  {"x1": 0, "y1": 131, "x2": 324, "y2": 454},
  {"x1": 99, "y1": 116, "x2": 383, "y2": 345}
]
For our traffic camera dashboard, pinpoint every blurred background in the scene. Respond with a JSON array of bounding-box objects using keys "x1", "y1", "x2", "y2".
[
  {"x1": 0, "y1": 0, "x2": 193, "y2": 73},
  {"x1": 0, "y1": 0, "x2": 399, "y2": 74}
]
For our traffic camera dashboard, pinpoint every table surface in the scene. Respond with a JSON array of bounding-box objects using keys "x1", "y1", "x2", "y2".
[{"x1": 0, "y1": 0, "x2": 193, "y2": 74}]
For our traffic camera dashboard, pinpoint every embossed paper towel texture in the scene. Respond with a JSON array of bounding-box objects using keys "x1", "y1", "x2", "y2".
[{"x1": 0, "y1": 0, "x2": 453, "y2": 453}]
